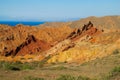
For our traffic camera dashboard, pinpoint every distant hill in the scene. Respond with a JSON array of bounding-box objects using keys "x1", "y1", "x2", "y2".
[{"x1": 68, "y1": 16, "x2": 120, "y2": 29}]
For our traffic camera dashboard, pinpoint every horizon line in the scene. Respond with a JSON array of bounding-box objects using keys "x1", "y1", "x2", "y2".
[{"x1": 0, "y1": 15, "x2": 119, "y2": 22}]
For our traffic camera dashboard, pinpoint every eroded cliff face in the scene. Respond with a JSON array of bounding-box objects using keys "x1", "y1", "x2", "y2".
[
  {"x1": 0, "y1": 24, "x2": 73, "y2": 57},
  {"x1": 37, "y1": 21, "x2": 120, "y2": 64},
  {"x1": 0, "y1": 18, "x2": 120, "y2": 63}
]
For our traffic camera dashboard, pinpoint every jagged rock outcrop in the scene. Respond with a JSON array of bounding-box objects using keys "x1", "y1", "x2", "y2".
[
  {"x1": 44, "y1": 39, "x2": 75, "y2": 57},
  {"x1": 67, "y1": 21, "x2": 101, "y2": 42},
  {"x1": 0, "y1": 24, "x2": 73, "y2": 56},
  {"x1": 37, "y1": 21, "x2": 103, "y2": 62},
  {"x1": 82, "y1": 21, "x2": 93, "y2": 31},
  {"x1": 4, "y1": 35, "x2": 51, "y2": 56}
]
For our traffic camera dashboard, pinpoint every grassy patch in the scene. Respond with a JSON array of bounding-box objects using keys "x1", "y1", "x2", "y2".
[
  {"x1": 0, "y1": 61, "x2": 21, "y2": 70},
  {"x1": 56, "y1": 75, "x2": 76, "y2": 80},
  {"x1": 101, "y1": 66, "x2": 120, "y2": 80},
  {"x1": 0, "y1": 61, "x2": 40, "y2": 70},
  {"x1": 49, "y1": 66, "x2": 67, "y2": 70},
  {"x1": 80, "y1": 61, "x2": 90, "y2": 66},
  {"x1": 77, "y1": 76, "x2": 92, "y2": 80},
  {"x1": 56, "y1": 75, "x2": 92, "y2": 80},
  {"x1": 111, "y1": 66, "x2": 120, "y2": 73},
  {"x1": 24, "y1": 76, "x2": 44, "y2": 80},
  {"x1": 24, "y1": 75, "x2": 92, "y2": 80},
  {"x1": 108, "y1": 66, "x2": 120, "y2": 78}
]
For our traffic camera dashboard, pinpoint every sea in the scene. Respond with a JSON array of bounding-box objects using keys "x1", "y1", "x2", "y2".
[{"x1": 0, "y1": 21, "x2": 45, "y2": 26}]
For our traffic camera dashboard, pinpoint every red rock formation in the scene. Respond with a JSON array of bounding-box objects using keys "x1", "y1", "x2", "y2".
[
  {"x1": 67, "y1": 21, "x2": 102, "y2": 41},
  {"x1": 5, "y1": 35, "x2": 51, "y2": 56},
  {"x1": 0, "y1": 24, "x2": 73, "y2": 56}
]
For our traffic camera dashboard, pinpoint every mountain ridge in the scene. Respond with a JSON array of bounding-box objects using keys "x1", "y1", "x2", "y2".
[{"x1": 0, "y1": 15, "x2": 120, "y2": 64}]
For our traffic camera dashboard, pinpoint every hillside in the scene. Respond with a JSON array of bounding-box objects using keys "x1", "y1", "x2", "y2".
[
  {"x1": 69, "y1": 16, "x2": 120, "y2": 29},
  {"x1": 0, "y1": 15, "x2": 120, "y2": 64},
  {"x1": 0, "y1": 15, "x2": 120, "y2": 80}
]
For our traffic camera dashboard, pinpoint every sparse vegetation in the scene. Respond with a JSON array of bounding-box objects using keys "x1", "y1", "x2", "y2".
[
  {"x1": 0, "y1": 61, "x2": 21, "y2": 70},
  {"x1": 24, "y1": 76, "x2": 44, "y2": 80},
  {"x1": 108, "y1": 66, "x2": 120, "y2": 79},
  {"x1": 0, "y1": 61, "x2": 44, "y2": 70},
  {"x1": 23, "y1": 75, "x2": 93, "y2": 80},
  {"x1": 56, "y1": 75, "x2": 76, "y2": 80},
  {"x1": 111, "y1": 66, "x2": 120, "y2": 73},
  {"x1": 101, "y1": 66, "x2": 120, "y2": 80},
  {"x1": 0, "y1": 51, "x2": 120, "y2": 80},
  {"x1": 112, "y1": 49, "x2": 119, "y2": 54},
  {"x1": 77, "y1": 76, "x2": 92, "y2": 80},
  {"x1": 56, "y1": 75, "x2": 91, "y2": 80},
  {"x1": 49, "y1": 66, "x2": 67, "y2": 70}
]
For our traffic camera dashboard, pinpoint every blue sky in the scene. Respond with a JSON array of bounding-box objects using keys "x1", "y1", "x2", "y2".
[{"x1": 0, "y1": 0, "x2": 120, "y2": 21}]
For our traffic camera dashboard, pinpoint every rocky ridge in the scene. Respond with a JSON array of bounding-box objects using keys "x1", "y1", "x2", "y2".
[{"x1": 0, "y1": 16, "x2": 120, "y2": 64}]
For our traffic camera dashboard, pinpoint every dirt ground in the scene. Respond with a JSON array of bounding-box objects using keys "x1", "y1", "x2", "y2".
[{"x1": 0, "y1": 53, "x2": 120, "y2": 80}]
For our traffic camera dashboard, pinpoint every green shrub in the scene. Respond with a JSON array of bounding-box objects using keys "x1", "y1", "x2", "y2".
[
  {"x1": 112, "y1": 49, "x2": 119, "y2": 54},
  {"x1": 109, "y1": 66, "x2": 120, "y2": 77},
  {"x1": 5, "y1": 65, "x2": 20, "y2": 71},
  {"x1": 0, "y1": 61, "x2": 35, "y2": 70},
  {"x1": 101, "y1": 66, "x2": 120, "y2": 80},
  {"x1": 112, "y1": 66, "x2": 120, "y2": 73},
  {"x1": 0, "y1": 61, "x2": 20, "y2": 70}
]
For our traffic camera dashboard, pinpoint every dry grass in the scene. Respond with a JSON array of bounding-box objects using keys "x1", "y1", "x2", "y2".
[{"x1": 0, "y1": 49, "x2": 120, "y2": 80}]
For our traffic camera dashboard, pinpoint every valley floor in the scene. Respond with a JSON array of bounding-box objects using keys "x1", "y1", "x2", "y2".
[{"x1": 0, "y1": 51, "x2": 120, "y2": 80}]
